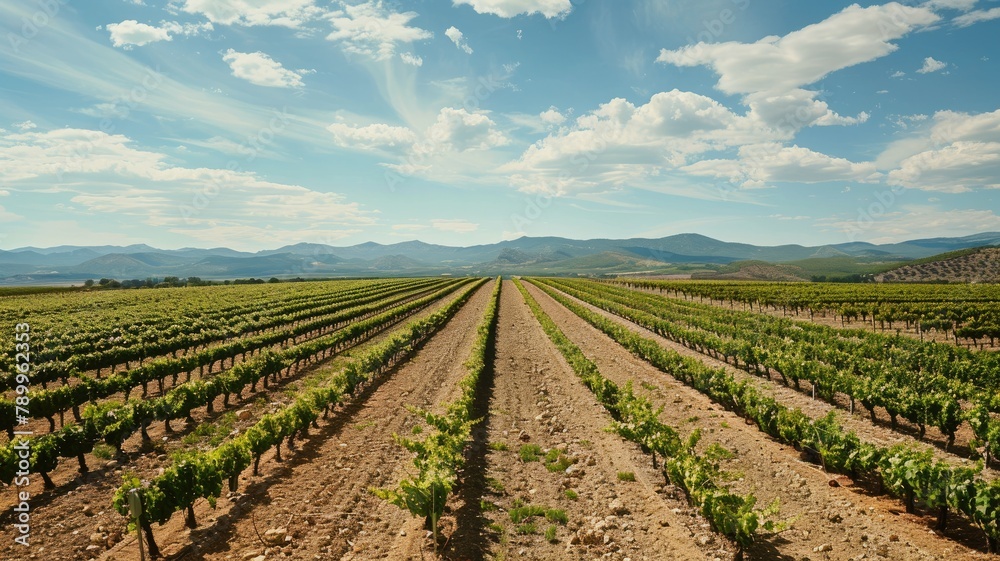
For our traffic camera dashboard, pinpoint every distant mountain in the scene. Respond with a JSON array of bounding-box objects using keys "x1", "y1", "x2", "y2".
[{"x1": 2, "y1": 232, "x2": 999, "y2": 284}]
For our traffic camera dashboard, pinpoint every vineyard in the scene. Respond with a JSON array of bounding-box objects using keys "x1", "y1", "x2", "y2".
[{"x1": 2, "y1": 277, "x2": 1000, "y2": 560}]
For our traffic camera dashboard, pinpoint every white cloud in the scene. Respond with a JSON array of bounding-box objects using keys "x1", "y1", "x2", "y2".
[
  {"x1": 891, "y1": 70, "x2": 906, "y2": 78},
  {"x1": 884, "y1": 109, "x2": 1000, "y2": 191},
  {"x1": 327, "y1": 122, "x2": 417, "y2": 151},
  {"x1": 539, "y1": 106, "x2": 565, "y2": 126},
  {"x1": 13, "y1": 120, "x2": 36, "y2": 131},
  {"x1": 501, "y1": 90, "x2": 755, "y2": 195},
  {"x1": 658, "y1": 4, "x2": 924, "y2": 133},
  {"x1": 923, "y1": 0, "x2": 977, "y2": 10},
  {"x1": 421, "y1": 107, "x2": 509, "y2": 152},
  {"x1": 452, "y1": 0, "x2": 572, "y2": 19},
  {"x1": 431, "y1": 219, "x2": 478, "y2": 233},
  {"x1": 917, "y1": 56, "x2": 947, "y2": 73},
  {"x1": 658, "y1": 4, "x2": 938, "y2": 95},
  {"x1": 0, "y1": 128, "x2": 373, "y2": 250},
  {"x1": 106, "y1": 20, "x2": 172, "y2": 48},
  {"x1": 954, "y1": 7, "x2": 1000, "y2": 26},
  {"x1": 222, "y1": 49, "x2": 307, "y2": 88},
  {"x1": 683, "y1": 143, "x2": 880, "y2": 188},
  {"x1": 326, "y1": 1, "x2": 433, "y2": 62},
  {"x1": 180, "y1": 0, "x2": 322, "y2": 28},
  {"x1": 445, "y1": 26, "x2": 473, "y2": 54},
  {"x1": 400, "y1": 52, "x2": 423, "y2": 66}
]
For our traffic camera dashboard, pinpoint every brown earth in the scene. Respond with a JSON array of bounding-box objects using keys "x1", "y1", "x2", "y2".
[{"x1": 468, "y1": 281, "x2": 715, "y2": 561}]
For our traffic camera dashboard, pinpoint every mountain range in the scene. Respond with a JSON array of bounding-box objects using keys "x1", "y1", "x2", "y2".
[{"x1": 2, "y1": 232, "x2": 999, "y2": 284}]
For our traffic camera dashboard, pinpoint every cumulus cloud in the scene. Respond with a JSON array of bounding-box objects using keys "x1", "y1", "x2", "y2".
[
  {"x1": 659, "y1": 4, "x2": 938, "y2": 95},
  {"x1": 500, "y1": 90, "x2": 758, "y2": 195},
  {"x1": 539, "y1": 106, "x2": 565, "y2": 126},
  {"x1": 326, "y1": 1, "x2": 433, "y2": 62},
  {"x1": 106, "y1": 20, "x2": 171, "y2": 48},
  {"x1": 657, "y1": 3, "x2": 935, "y2": 132},
  {"x1": 885, "y1": 109, "x2": 1000, "y2": 191},
  {"x1": 683, "y1": 143, "x2": 880, "y2": 188},
  {"x1": 452, "y1": 0, "x2": 572, "y2": 19},
  {"x1": 422, "y1": 107, "x2": 509, "y2": 152},
  {"x1": 222, "y1": 49, "x2": 308, "y2": 88},
  {"x1": 445, "y1": 26, "x2": 473, "y2": 54},
  {"x1": 179, "y1": 0, "x2": 322, "y2": 28},
  {"x1": 917, "y1": 56, "x2": 948, "y2": 73},
  {"x1": 106, "y1": 20, "x2": 213, "y2": 48}
]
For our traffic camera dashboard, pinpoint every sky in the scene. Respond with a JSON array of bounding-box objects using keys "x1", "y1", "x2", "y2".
[{"x1": 0, "y1": 0, "x2": 999, "y2": 251}]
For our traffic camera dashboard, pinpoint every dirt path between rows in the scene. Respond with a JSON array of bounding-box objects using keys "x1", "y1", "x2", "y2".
[
  {"x1": 463, "y1": 281, "x2": 715, "y2": 561},
  {"x1": 524, "y1": 281, "x2": 992, "y2": 561}
]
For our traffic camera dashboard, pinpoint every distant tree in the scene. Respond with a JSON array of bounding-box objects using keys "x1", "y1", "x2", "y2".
[
  {"x1": 108, "y1": 280, "x2": 122, "y2": 288},
  {"x1": 187, "y1": 277, "x2": 202, "y2": 286},
  {"x1": 268, "y1": 277, "x2": 281, "y2": 284},
  {"x1": 163, "y1": 276, "x2": 181, "y2": 286},
  {"x1": 84, "y1": 279, "x2": 95, "y2": 288},
  {"x1": 99, "y1": 278, "x2": 112, "y2": 286}
]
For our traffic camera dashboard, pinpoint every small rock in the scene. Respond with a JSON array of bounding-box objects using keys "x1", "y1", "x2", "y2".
[
  {"x1": 813, "y1": 543, "x2": 833, "y2": 552},
  {"x1": 82, "y1": 505, "x2": 94, "y2": 517},
  {"x1": 609, "y1": 499, "x2": 629, "y2": 516},
  {"x1": 399, "y1": 530, "x2": 406, "y2": 536},
  {"x1": 89, "y1": 533, "x2": 105, "y2": 545},
  {"x1": 875, "y1": 544, "x2": 889, "y2": 557},
  {"x1": 518, "y1": 430, "x2": 530, "y2": 442},
  {"x1": 828, "y1": 512, "x2": 843, "y2": 523},
  {"x1": 888, "y1": 534, "x2": 899, "y2": 542},
  {"x1": 264, "y1": 528, "x2": 287, "y2": 545},
  {"x1": 237, "y1": 409, "x2": 252, "y2": 421}
]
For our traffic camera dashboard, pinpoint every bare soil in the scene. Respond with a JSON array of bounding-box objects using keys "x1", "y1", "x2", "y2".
[{"x1": 469, "y1": 281, "x2": 714, "y2": 560}]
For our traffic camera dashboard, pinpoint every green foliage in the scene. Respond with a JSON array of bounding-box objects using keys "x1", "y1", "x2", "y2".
[
  {"x1": 563, "y1": 489, "x2": 579, "y2": 500},
  {"x1": 545, "y1": 525, "x2": 558, "y2": 542},
  {"x1": 510, "y1": 504, "x2": 546, "y2": 523},
  {"x1": 544, "y1": 509, "x2": 568, "y2": 524},
  {"x1": 519, "y1": 443, "x2": 542, "y2": 462},
  {"x1": 375, "y1": 278, "x2": 502, "y2": 551},
  {"x1": 617, "y1": 471, "x2": 636, "y2": 482},
  {"x1": 516, "y1": 522, "x2": 537, "y2": 535}
]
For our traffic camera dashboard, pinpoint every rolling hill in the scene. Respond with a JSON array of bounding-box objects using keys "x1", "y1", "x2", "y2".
[{"x1": 1, "y1": 232, "x2": 999, "y2": 284}]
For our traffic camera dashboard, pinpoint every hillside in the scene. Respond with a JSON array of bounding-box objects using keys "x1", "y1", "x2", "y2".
[{"x1": 875, "y1": 247, "x2": 1000, "y2": 283}]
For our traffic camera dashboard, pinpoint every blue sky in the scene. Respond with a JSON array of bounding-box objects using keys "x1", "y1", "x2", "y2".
[{"x1": 0, "y1": 0, "x2": 999, "y2": 251}]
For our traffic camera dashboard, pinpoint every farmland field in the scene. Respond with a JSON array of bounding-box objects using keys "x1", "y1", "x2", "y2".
[{"x1": 3, "y1": 277, "x2": 1000, "y2": 561}]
